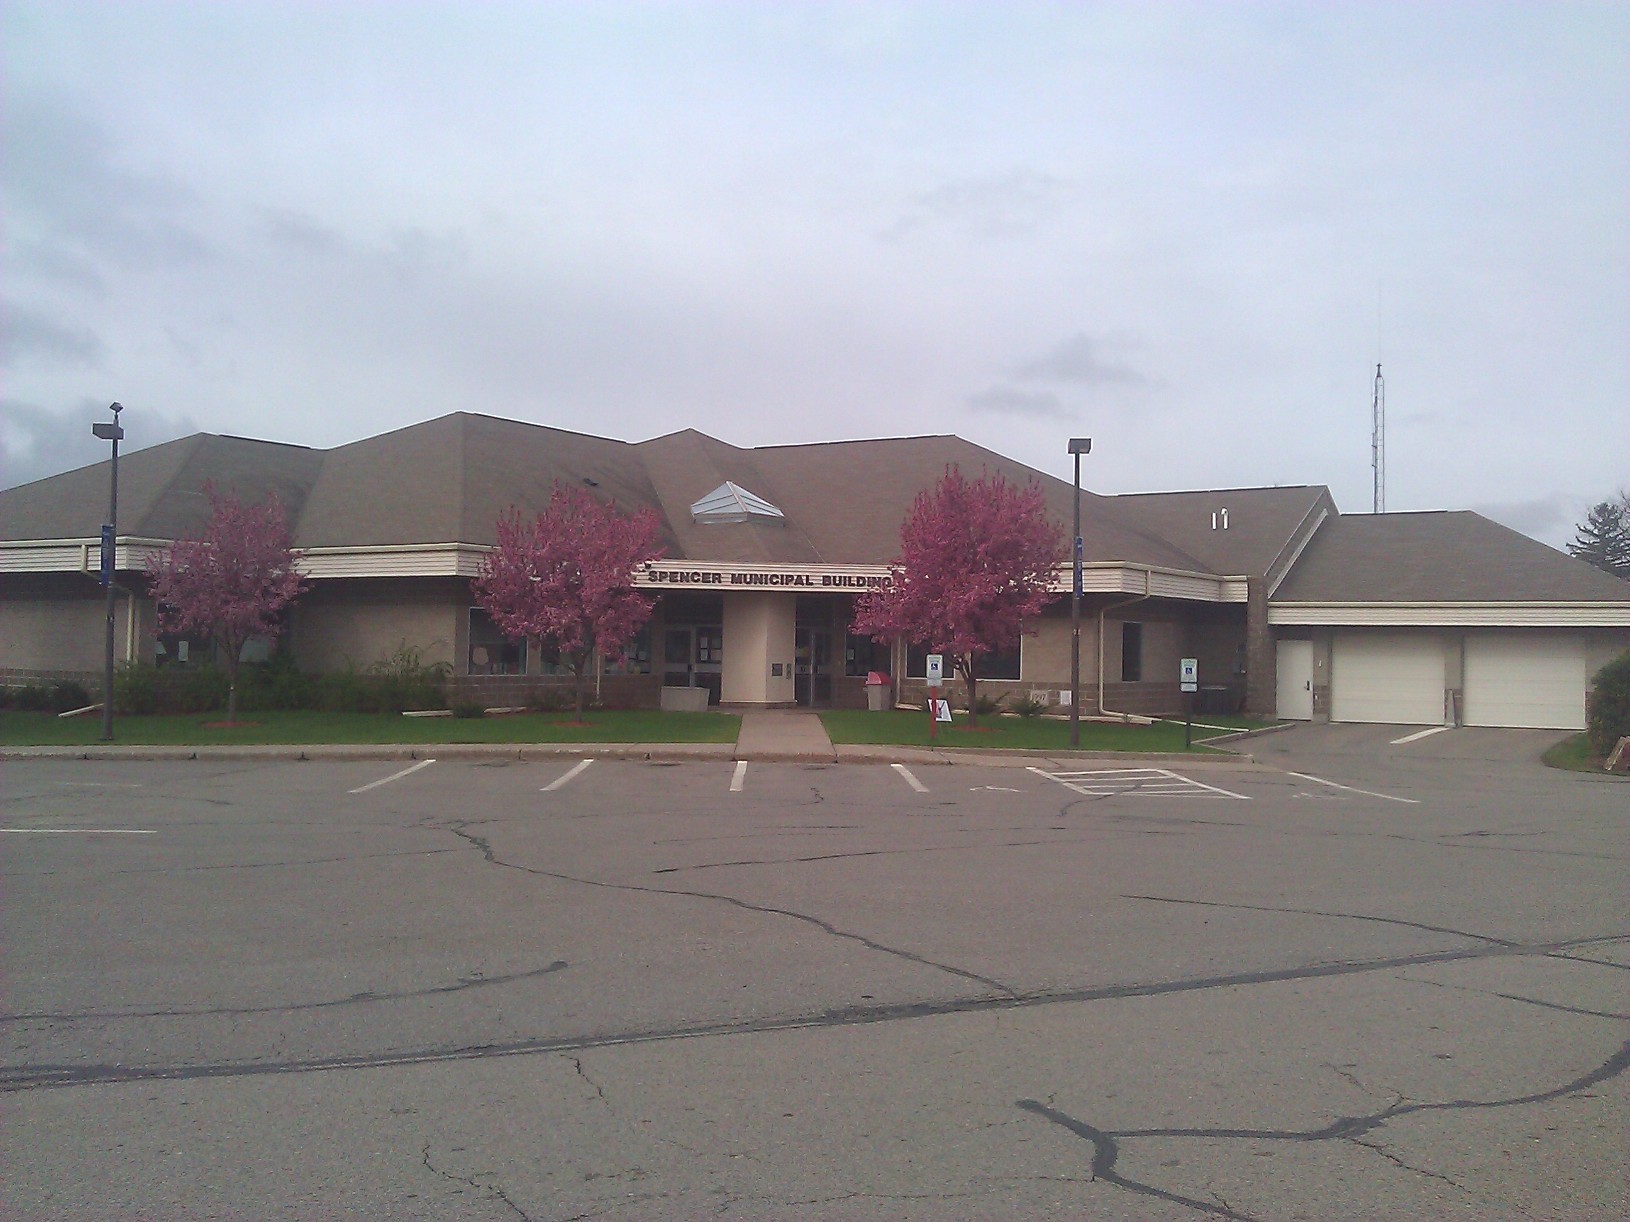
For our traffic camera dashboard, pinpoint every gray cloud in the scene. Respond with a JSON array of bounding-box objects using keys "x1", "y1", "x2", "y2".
[
  {"x1": 1469, "y1": 494, "x2": 1580, "y2": 549},
  {"x1": 0, "y1": 305, "x2": 106, "y2": 369},
  {"x1": 261, "y1": 208, "x2": 346, "y2": 255},
  {"x1": 0, "y1": 399, "x2": 202, "y2": 491},
  {"x1": 1012, "y1": 332, "x2": 1150, "y2": 386},
  {"x1": 3, "y1": 92, "x2": 210, "y2": 268},
  {"x1": 881, "y1": 169, "x2": 1074, "y2": 242},
  {"x1": 966, "y1": 386, "x2": 1072, "y2": 419}
]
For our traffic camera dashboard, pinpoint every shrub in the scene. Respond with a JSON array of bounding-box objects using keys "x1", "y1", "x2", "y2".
[
  {"x1": 114, "y1": 662, "x2": 161, "y2": 715},
  {"x1": 176, "y1": 666, "x2": 230, "y2": 714},
  {"x1": 1014, "y1": 690, "x2": 1047, "y2": 718},
  {"x1": 451, "y1": 701, "x2": 487, "y2": 719},
  {"x1": 44, "y1": 680, "x2": 92, "y2": 713},
  {"x1": 1586, "y1": 650, "x2": 1630, "y2": 755},
  {"x1": 972, "y1": 691, "x2": 1006, "y2": 717},
  {"x1": 366, "y1": 643, "x2": 450, "y2": 713}
]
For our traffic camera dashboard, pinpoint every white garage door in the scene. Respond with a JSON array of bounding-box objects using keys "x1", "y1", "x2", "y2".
[
  {"x1": 1463, "y1": 633, "x2": 1586, "y2": 730},
  {"x1": 1332, "y1": 633, "x2": 1445, "y2": 725}
]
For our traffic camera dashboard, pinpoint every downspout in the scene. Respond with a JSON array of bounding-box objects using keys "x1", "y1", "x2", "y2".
[{"x1": 1097, "y1": 566, "x2": 1153, "y2": 722}]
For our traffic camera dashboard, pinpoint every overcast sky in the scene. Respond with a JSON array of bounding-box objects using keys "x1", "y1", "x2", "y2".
[{"x1": 3, "y1": 1, "x2": 1625, "y2": 547}]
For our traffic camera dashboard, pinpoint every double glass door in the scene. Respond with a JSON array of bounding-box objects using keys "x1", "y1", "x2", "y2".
[
  {"x1": 663, "y1": 625, "x2": 723, "y2": 704},
  {"x1": 795, "y1": 627, "x2": 832, "y2": 706}
]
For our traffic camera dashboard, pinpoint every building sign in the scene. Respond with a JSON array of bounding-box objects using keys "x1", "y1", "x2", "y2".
[{"x1": 638, "y1": 563, "x2": 893, "y2": 590}]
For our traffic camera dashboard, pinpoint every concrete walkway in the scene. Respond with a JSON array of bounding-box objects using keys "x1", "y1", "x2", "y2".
[{"x1": 733, "y1": 709, "x2": 837, "y2": 762}]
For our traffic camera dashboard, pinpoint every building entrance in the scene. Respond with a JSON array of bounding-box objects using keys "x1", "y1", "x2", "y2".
[
  {"x1": 663, "y1": 624, "x2": 723, "y2": 705},
  {"x1": 794, "y1": 626, "x2": 832, "y2": 706}
]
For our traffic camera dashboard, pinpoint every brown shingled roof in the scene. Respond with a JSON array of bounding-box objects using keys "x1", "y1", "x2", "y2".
[{"x1": 1272, "y1": 511, "x2": 1630, "y2": 603}]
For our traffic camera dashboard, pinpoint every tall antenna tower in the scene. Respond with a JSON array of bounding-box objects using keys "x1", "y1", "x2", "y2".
[{"x1": 1370, "y1": 362, "x2": 1385, "y2": 513}]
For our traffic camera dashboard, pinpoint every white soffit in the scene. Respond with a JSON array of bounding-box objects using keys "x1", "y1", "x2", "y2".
[{"x1": 691, "y1": 481, "x2": 785, "y2": 524}]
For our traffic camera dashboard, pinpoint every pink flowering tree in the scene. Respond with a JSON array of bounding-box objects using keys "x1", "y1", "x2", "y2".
[
  {"x1": 146, "y1": 484, "x2": 309, "y2": 724},
  {"x1": 473, "y1": 485, "x2": 665, "y2": 720},
  {"x1": 852, "y1": 467, "x2": 1063, "y2": 728}
]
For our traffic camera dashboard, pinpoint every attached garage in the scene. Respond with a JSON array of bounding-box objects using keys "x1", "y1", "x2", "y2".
[
  {"x1": 1463, "y1": 632, "x2": 1586, "y2": 730},
  {"x1": 1331, "y1": 632, "x2": 1446, "y2": 725}
]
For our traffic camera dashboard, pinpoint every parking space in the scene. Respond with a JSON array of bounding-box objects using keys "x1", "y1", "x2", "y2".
[{"x1": 2, "y1": 742, "x2": 1625, "y2": 1218}]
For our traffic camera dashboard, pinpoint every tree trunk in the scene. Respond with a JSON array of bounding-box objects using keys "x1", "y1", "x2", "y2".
[
  {"x1": 571, "y1": 650, "x2": 591, "y2": 722},
  {"x1": 961, "y1": 656, "x2": 978, "y2": 730},
  {"x1": 224, "y1": 646, "x2": 240, "y2": 724}
]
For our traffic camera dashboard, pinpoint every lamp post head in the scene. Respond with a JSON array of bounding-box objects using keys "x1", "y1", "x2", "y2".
[
  {"x1": 109, "y1": 402, "x2": 123, "y2": 415},
  {"x1": 1067, "y1": 437, "x2": 1092, "y2": 455}
]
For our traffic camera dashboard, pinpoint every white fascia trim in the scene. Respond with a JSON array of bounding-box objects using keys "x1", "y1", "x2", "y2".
[
  {"x1": 1047, "y1": 563, "x2": 1248, "y2": 604},
  {"x1": 0, "y1": 536, "x2": 172, "y2": 574},
  {"x1": 1268, "y1": 601, "x2": 1630, "y2": 627},
  {"x1": 1265, "y1": 506, "x2": 1330, "y2": 598}
]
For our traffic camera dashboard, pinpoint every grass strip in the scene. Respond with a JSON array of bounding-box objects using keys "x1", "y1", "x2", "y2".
[{"x1": 0, "y1": 709, "x2": 740, "y2": 747}]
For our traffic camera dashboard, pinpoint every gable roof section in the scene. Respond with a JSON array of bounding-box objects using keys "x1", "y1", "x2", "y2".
[
  {"x1": 1273, "y1": 511, "x2": 1630, "y2": 604},
  {"x1": 0, "y1": 433, "x2": 323, "y2": 541},
  {"x1": 1110, "y1": 485, "x2": 1336, "y2": 583}
]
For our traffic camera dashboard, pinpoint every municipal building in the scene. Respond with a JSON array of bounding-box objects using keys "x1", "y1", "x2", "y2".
[{"x1": 3, "y1": 413, "x2": 1627, "y2": 729}]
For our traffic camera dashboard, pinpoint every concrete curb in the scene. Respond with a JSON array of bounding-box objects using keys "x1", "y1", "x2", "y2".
[{"x1": 2, "y1": 741, "x2": 1252, "y2": 766}]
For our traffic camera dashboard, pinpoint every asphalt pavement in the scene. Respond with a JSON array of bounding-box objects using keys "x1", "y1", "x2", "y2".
[{"x1": 1, "y1": 726, "x2": 1625, "y2": 1219}]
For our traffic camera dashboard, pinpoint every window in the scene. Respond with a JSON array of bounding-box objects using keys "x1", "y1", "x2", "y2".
[
  {"x1": 603, "y1": 627, "x2": 652, "y2": 675},
  {"x1": 468, "y1": 609, "x2": 526, "y2": 675},
  {"x1": 1120, "y1": 621, "x2": 1143, "y2": 683},
  {"x1": 844, "y1": 632, "x2": 884, "y2": 677},
  {"x1": 905, "y1": 641, "x2": 1021, "y2": 681}
]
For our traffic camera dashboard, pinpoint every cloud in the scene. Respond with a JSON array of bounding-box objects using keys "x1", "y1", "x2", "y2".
[
  {"x1": 261, "y1": 208, "x2": 346, "y2": 255},
  {"x1": 0, "y1": 305, "x2": 106, "y2": 369},
  {"x1": 2, "y1": 91, "x2": 210, "y2": 268},
  {"x1": 1469, "y1": 494, "x2": 1579, "y2": 549},
  {"x1": 1012, "y1": 332, "x2": 1149, "y2": 386},
  {"x1": 881, "y1": 169, "x2": 1074, "y2": 242},
  {"x1": 0, "y1": 399, "x2": 201, "y2": 491},
  {"x1": 966, "y1": 386, "x2": 1072, "y2": 419}
]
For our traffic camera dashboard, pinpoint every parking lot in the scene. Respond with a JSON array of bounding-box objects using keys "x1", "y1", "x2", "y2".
[{"x1": 3, "y1": 727, "x2": 1626, "y2": 1219}]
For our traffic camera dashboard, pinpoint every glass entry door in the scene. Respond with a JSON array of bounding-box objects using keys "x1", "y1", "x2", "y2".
[
  {"x1": 794, "y1": 627, "x2": 832, "y2": 706},
  {"x1": 663, "y1": 625, "x2": 723, "y2": 704}
]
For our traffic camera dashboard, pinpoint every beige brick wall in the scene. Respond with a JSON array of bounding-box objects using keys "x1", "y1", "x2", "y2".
[
  {"x1": 0, "y1": 576, "x2": 146, "y2": 672},
  {"x1": 288, "y1": 580, "x2": 461, "y2": 673}
]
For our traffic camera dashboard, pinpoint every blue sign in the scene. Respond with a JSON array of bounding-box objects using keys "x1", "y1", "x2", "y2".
[{"x1": 99, "y1": 524, "x2": 114, "y2": 587}]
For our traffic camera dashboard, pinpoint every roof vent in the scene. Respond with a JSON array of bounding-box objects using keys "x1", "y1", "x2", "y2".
[
  {"x1": 1211, "y1": 508, "x2": 1229, "y2": 530},
  {"x1": 691, "y1": 481, "x2": 785, "y2": 525}
]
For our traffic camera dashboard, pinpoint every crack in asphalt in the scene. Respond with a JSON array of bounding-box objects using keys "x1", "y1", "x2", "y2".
[
  {"x1": 1122, "y1": 894, "x2": 1522, "y2": 947},
  {"x1": 6, "y1": 932, "x2": 1622, "y2": 1093},
  {"x1": 566, "y1": 1054, "x2": 608, "y2": 1105},
  {"x1": 420, "y1": 1143, "x2": 531, "y2": 1220},
  {"x1": 2, "y1": 961, "x2": 569, "y2": 1023},
  {"x1": 650, "y1": 836, "x2": 1094, "y2": 875},
  {"x1": 1019, "y1": 1038, "x2": 1629, "y2": 1217},
  {"x1": 1398, "y1": 973, "x2": 1630, "y2": 1021},
  {"x1": 441, "y1": 820, "x2": 1016, "y2": 998}
]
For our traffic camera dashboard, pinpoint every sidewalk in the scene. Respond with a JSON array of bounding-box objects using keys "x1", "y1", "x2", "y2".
[{"x1": 733, "y1": 709, "x2": 837, "y2": 762}]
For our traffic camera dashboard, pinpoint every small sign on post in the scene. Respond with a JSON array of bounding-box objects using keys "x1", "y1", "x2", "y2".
[
  {"x1": 1180, "y1": 657, "x2": 1198, "y2": 748},
  {"x1": 99, "y1": 524, "x2": 114, "y2": 588},
  {"x1": 925, "y1": 654, "x2": 945, "y2": 741},
  {"x1": 933, "y1": 698, "x2": 953, "y2": 723}
]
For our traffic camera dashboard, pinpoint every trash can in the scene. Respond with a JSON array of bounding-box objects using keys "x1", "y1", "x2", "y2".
[{"x1": 865, "y1": 671, "x2": 891, "y2": 712}]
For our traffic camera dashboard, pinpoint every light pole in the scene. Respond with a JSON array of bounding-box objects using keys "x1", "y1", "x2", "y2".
[
  {"x1": 92, "y1": 403, "x2": 124, "y2": 742},
  {"x1": 1068, "y1": 437, "x2": 1092, "y2": 749}
]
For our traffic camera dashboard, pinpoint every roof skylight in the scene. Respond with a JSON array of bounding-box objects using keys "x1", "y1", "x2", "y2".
[{"x1": 691, "y1": 481, "x2": 785, "y2": 524}]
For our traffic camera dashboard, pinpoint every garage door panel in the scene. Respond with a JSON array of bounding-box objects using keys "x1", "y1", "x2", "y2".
[
  {"x1": 1332, "y1": 633, "x2": 1445, "y2": 725},
  {"x1": 1464, "y1": 633, "x2": 1585, "y2": 730}
]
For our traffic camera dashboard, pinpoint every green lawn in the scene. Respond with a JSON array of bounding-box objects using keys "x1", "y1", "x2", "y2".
[
  {"x1": 0, "y1": 709, "x2": 740, "y2": 747},
  {"x1": 819, "y1": 709, "x2": 1238, "y2": 752},
  {"x1": 1540, "y1": 732, "x2": 1627, "y2": 775}
]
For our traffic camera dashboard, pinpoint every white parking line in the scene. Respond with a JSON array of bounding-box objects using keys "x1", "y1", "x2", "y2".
[
  {"x1": 1391, "y1": 725, "x2": 1451, "y2": 745},
  {"x1": 2, "y1": 828, "x2": 156, "y2": 835},
  {"x1": 892, "y1": 763, "x2": 929, "y2": 793},
  {"x1": 730, "y1": 761, "x2": 748, "y2": 792},
  {"x1": 542, "y1": 759, "x2": 595, "y2": 792},
  {"x1": 1027, "y1": 765, "x2": 1250, "y2": 800},
  {"x1": 349, "y1": 759, "x2": 437, "y2": 794},
  {"x1": 1283, "y1": 770, "x2": 1418, "y2": 804}
]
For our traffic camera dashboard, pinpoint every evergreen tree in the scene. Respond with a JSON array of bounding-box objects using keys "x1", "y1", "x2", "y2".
[{"x1": 1567, "y1": 493, "x2": 1630, "y2": 578}]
